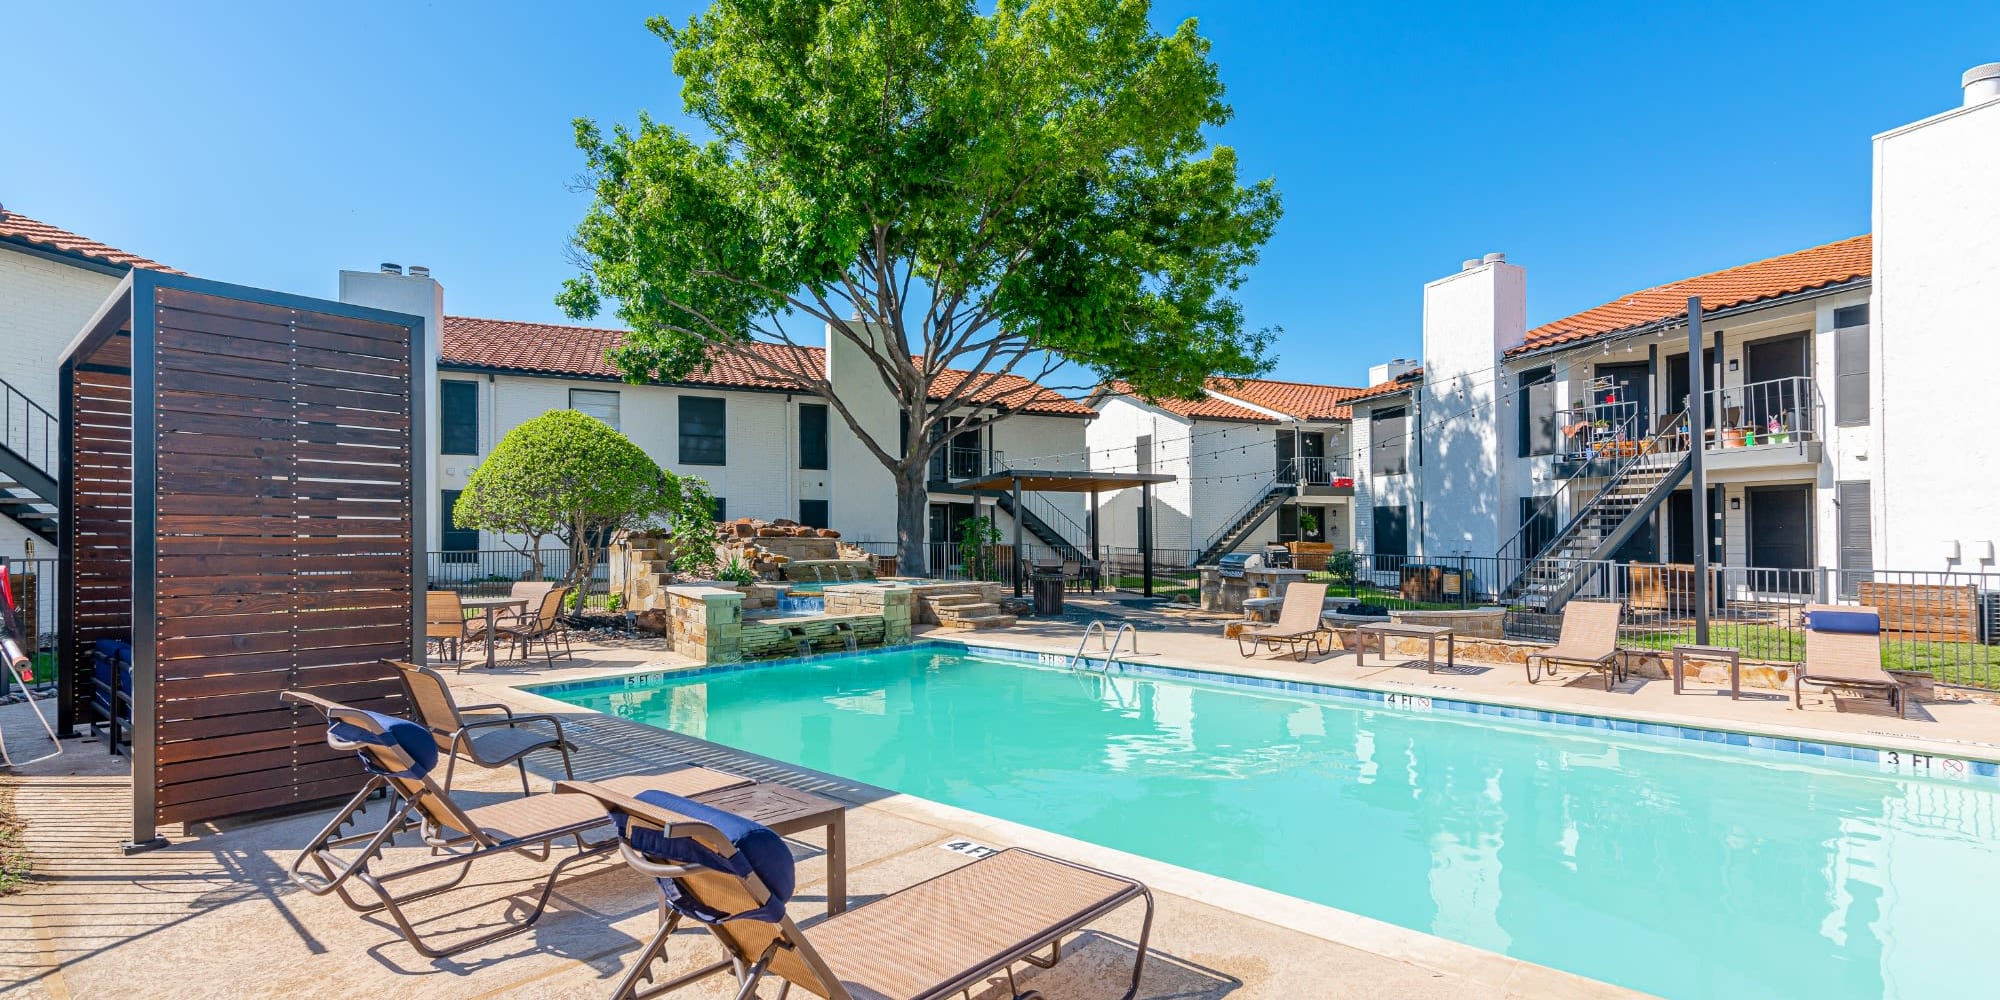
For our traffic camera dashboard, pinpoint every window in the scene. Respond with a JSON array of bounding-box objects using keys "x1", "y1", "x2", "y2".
[
  {"x1": 440, "y1": 489, "x2": 477, "y2": 557},
  {"x1": 678, "y1": 396, "x2": 727, "y2": 465},
  {"x1": 798, "y1": 404, "x2": 829, "y2": 470},
  {"x1": 1135, "y1": 434, "x2": 1153, "y2": 474},
  {"x1": 800, "y1": 499, "x2": 830, "y2": 529},
  {"x1": 570, "y1": 388, "x2": 620, "y2": 431},
  {"x1": 1834, "y1": 305, "x2": 1869, "y2": 426},
  {"x1": 1517, "y1": 367, "x2": 1558, "y2": 457},
  {"x1": 710, "y1": 496, "x2": 726, "y2": 521},
  {"x1": 1370, "y1": 406, "x2": 1408, "y2": 477},
  {"x1": 440, "y1": 380, "x2": 479, "y2": 455},
  {"x1": 1372, "y1": 505, "x2": 1408, "y2": 557}
]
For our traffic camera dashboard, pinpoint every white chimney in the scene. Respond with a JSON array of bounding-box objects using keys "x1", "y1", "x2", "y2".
[
  {"x1": 1367, "y1": 358, "x2": 1419, "y2": 384},
  {"x1": 1964, "y1": 63, "x2": 2000, "y2": 106}
]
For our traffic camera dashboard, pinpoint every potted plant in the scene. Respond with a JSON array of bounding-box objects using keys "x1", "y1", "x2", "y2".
[
  {"x1": 1767, "y1": 415, "x2": 1791, "y2": 444},
  {"x1": 1297, "y1": 509, "x2": 1319, "y2": 539},
  {"x1": 1721, "y1": 426, "x2": 1746, "y2": 448}
]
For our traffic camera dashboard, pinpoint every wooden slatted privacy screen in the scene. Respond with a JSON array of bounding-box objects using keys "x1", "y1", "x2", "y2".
[
  {"x1": 59, "y1": 271, "x2": 424, "y2": 848},
  {"x1": 63, "y1": 339, "x2": 135, "y2": 724}
]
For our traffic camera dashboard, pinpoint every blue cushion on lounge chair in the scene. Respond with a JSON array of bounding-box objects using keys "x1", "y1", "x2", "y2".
[
  {"x1": 329, "y1": 711, "x2": 439, "y2": 779},
  {"x1": 1805, "y1": 609, "x2": 1881, "y2": 635},
  {"x1": 615, "y1": 790, "x2": 795, "y2": 925}
]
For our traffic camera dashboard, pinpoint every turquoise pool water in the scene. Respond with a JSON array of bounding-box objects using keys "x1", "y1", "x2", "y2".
[{"x1": 533, "y1": 645, "x2": 1999, "y2": 999}]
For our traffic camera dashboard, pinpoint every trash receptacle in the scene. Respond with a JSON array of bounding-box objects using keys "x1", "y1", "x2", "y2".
[{"x1": 1032, "y1": 568, "x2": 1066, "y2": 616}]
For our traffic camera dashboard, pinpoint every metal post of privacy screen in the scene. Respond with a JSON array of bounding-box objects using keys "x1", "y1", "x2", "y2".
[
  {"x1": 1687, "y1": 296, "x2": 1711, "y2": 645},
  {"x1": 57, "y1": 269, "x2": 425, "y2": 853}
]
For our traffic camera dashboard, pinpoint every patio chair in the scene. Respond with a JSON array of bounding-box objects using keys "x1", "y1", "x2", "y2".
[
  {"x1": 1235, "y1": 581, "x2": 1330, "y2": 661},
  {"x1": 559, "y1": 780, "x2": 1155, "y2": 1000},
  {"x1": 1525, "y1": 600, "x2": 1627, "y2": 690},
  {"x1": 1061, "y1": 558, "x2": 1083, "y2": 592},
  {"x1": 391, "y1": 658, "x2": 574, "y2": 795},
  {"x1": 496, "y1": 585, "x2": 574, "y2": 664},
  {"x1": 1796, "y1": 605, "x2": 1906, "y2": 718},
  {"x1": 462, "y1": 580, "x2": 560, "y2": 649},
  {"x1": 424, "y1": 590, "x2": 468, "y2": 662},
  {"x1": 280, "y1": 689, "x2": 753, "y2": 958}
]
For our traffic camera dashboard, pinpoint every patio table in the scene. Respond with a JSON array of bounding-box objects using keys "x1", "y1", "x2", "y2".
[
  {"x1": 1352, "y1": 621, "x2": 1455, "y2": 674},
  {"x1": 691, "y1": 782, "x2": 848, "y2": 914},
  {"x1": 459, "y1": 596, "x2": 529, "y2": 670}
]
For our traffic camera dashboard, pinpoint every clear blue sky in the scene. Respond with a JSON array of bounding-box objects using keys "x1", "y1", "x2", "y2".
[{"x1": 6, "y1": 2, "x2": 1995, "y2": 387}]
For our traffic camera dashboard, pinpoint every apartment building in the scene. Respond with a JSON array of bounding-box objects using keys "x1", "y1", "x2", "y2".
[
  {"x1": 334, "y1": 267, "x2": 1094, "y2": 558},
  {"x1": 1349, "y1": 62, "x2": 2000, "y2": 597},
  {"x1": 1088, "y1": 376, "x2": 1368, "y2": 564},
  {"x1": 0, "y1": 210, "x2": 178, "y2": 560}
]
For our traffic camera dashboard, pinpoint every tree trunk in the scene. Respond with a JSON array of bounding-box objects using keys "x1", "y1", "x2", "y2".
[{"x1": 895, "y1": 461, "x2": 930, "y2": 578}]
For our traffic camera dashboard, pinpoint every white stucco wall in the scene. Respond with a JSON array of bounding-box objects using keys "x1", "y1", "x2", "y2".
[
  {"x1": 0, "y1": 247, "x2": 124, "y2": 560},
  {"x1": 1873, "y1": 91, "x2": 2000, "y2": 571},
  {"x1": 1084, "y1": 395, "x2": 1194, "y2": 554},
  {"x1": 1418, "y1": 258, "x2": 1525, "y2": 557},
  {"x1": 339, "y1": 270, "x2": 444, "y2": 548}
]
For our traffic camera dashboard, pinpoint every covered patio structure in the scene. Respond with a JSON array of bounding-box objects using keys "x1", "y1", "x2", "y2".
[{"x1": 951, "y1": 469, "x2": 1176, "y2": 597}]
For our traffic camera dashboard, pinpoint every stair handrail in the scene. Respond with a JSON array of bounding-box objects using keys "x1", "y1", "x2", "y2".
[
  {"x1": 0, "y1": 375, "x2": 59, "y2": 482},
  {"x1": 1498, "y1": 408, "x2": 1689, "y2": 594},
  {"x1": 1199, "y1": 474, "x2": 1289, "y2": 560},
  {"x1": 1018, "y1": 490, "x2": 1090, "y2": 552}
]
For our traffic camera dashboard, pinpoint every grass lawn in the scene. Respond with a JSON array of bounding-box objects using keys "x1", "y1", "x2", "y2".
[{"x1": 1107, "y1": 576, "x2": 1198, "y2": 601}]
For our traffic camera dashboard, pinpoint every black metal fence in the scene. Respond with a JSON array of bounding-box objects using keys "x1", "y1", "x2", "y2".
[
  {"x1": 1499, "y1": 558, "x2": 2000, "y2": 688},
  {"x1": 427, "y1": 548, "x2": 610, "y2": 605}
]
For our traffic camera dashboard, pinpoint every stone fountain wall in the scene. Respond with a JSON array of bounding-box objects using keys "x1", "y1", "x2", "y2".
[{"x1": 665, "y1": 583, "x2": 911, "y2": 664}]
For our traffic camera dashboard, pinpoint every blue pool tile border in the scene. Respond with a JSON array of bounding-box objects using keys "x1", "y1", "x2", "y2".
[{"x1": 520, "y1": 639, "x2": 2000, "y2": 785}]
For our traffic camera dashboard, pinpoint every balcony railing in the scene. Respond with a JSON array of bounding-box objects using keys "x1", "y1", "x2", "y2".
[
  {"x1": 928, "y1": 444, "x2": 987, "y2": 482},
  {"x1": 1702, "y1": 376, "x2": 1821, "y2": 453},
  {"x1": 1277, "y1": 455, "x2": 1353, "y2": 487}
]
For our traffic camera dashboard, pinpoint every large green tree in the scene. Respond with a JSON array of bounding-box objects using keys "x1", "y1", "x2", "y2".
[
  {"x1": 454, "y1": 410, "x2": 681, "y2": 588},
  {"x1": 561, "y1": 0, "x2": 1281, "y2": 575}
]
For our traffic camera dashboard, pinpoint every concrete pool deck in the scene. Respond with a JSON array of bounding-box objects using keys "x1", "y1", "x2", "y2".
[{"x1": 7, "y1": 605, "x2": 1998, "y2": 998}]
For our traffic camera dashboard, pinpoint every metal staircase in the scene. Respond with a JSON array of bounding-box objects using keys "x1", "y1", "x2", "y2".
[
  {"x1": 1500, "y1": 410, "x2": 1691, "y2": 623},
  {"x1": 945, "y1": 483, "x2": 1089, "y2": 562},
  {"x1": 1196, "y1": 479, "x2": 1293, "y2": 566},
  {"x1": 0, "y1": 377, "x2": 59, "y2": 545}
]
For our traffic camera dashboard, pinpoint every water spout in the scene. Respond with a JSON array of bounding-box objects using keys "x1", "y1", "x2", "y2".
[
  {"x1": 786, "y1": 625, "x2": 812, "y2": 658},
  {"x1": 835, "y1": 622, "x2": 858, "y2": 652},
  {"x1": 812, "y1": 565, "x2": 826, "y2": 583}
]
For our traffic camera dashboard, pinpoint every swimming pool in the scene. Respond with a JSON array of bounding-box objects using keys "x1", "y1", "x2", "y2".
[{"x1": 529, "y1": 642, "x2": 1999, "y2": 999}]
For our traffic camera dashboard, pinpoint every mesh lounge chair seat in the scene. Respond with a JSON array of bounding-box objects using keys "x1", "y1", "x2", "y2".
[
  {"x1": 1235, "y1": 581, "x2": 1330, "y2": 661},
  {"x1": 1796, "y1": 605, "x2": 1906, "y2": 718},
  {"x1": 1525, "y1": 600, "x2": 1627, "y2": 691},
  {"x1": 559, "y1": 780, "x2": 1154, "y2": 1000},
  {"x1": 281, "y1": 690, "x2": 752, "y2": 958}
]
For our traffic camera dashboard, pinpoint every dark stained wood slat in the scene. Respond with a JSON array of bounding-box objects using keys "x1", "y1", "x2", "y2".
[{"x1": 157, "y1": 775, "x2": 375, "y2": 825}]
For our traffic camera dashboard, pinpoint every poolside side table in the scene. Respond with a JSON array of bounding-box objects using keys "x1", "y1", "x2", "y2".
[
  {"x1": 1671, "y1": 644, "x2": 1741, "y2": 700},
  {"x1": 693, "y1": 781, "x2": 849, "y2": 914},
  {"x1": 1353, "y1": 622, "x2": 1455, "y2": 674}
]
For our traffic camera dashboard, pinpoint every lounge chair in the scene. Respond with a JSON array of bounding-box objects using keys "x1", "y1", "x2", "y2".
[
  {"x1": 281, "y1": 690, "x2": 751, "y2": 958},
  {"x1": 391, "y1": 658, "x2": 574, "y2": 794},
  {"x1": 496, "y1": 585, "x2": 574, "y2": 664},
  {"x1": 1796, "y1": 605, "x2": 1906, "y2": 718},
  {"x1": 424, "y1": 590, "x2": 469, "y2": 661},
  {"x1": 1235, "y1": 581, "x2": 1330, "y2": 661},
  {"x1": 560, "y1": 780, "x2": 1155, "y2": 1000},
  {"x1": 1525, "y1": 600, "x2": 1627, "y2": 690}
]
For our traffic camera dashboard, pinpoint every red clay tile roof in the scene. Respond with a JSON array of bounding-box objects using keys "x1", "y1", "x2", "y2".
[
  {"x1": 1341, "y1": 368, "x2": 1425, "y2": 405},
  {"x1": 1510, "y1": 235, "x2": 1871, "y2": 356},
  {"x1": 0, "y1": 209, "x2": 179, "y2": 273},
  {"x1": 1206, "y1": 376, "x2": 1372, "y2": 421},
  {"x1": 441, "y1": 316, "x2": 1091, "y2": 416},
  {"x1": 1102, "y1": 380, "x2": 1276, "y2": 422}
]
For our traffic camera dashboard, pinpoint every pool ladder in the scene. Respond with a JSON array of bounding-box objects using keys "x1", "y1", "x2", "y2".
[{"x1": 1068, "y1": 619, "x2": 1137, "y2": 673}]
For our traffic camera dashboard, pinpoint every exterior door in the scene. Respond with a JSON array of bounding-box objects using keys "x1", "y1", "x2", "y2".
[
  {"x1": 1668, "y1": 490, "x2": 1694, "y2": 565},
  {"x1": 1594, "y1": 362, "x2": 1651, "y2": 435},
  {"x1": 1746, "y1": 485, "x2": 1813, "y2": 577},
  {"x1": 1665, "y1": 349, "x2": 1718, "y2": 426},
  {"x1": 1742, "y1": 333, "x2": 1808, "y2": 433}
]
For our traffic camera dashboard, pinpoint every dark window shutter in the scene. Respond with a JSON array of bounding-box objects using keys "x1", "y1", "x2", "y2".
[
  {"x1": 678, "y1": 397, "x2": 727, "y2": 465},
  {"x1": 440, "y1": 380, "x2": 479, "y2": 455},
  {"x1": 1836, "y1": 480, "x2": 1872, "y2": 597},
  {"x1": 1517, "y1": 367, "x2": 1558, "y2": 457},
  {"x1": 1834, "y1": 310, "x2": 1869, "y2": 426},
  {"x1": 799, "y1": 404, "x2": 829, "y2": 470}
]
